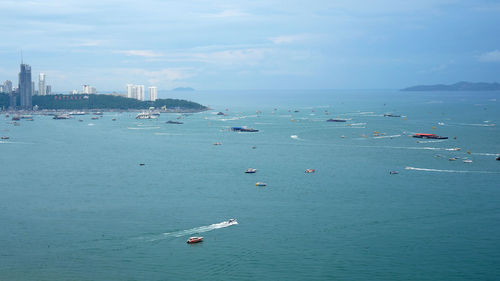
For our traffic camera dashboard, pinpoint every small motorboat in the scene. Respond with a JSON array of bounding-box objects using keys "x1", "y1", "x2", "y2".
[
  {"x1": 213, "y1": 142, "x2": 222, "y2": 146},
  {"x1": 112, "y1": 118, "x2": 117, "y2": 121},
  {"x1": 227, "y1": 218, "x2": 238, "y2": 225},
  {"x1": 245, "y1": 168, "x2": 257, "y2": 173},
  {"x1": 91, "y1": 117, "x2": 99, "y2": 120},
  {"x1": 166, "y1": 120, "x2": 183, "y2": 124},
  {"x1": 305, "y1": 169, "x2": 315, "y2": 173},
  {"x1": 449, "y1": 157, "x2": 458, "y2": 161},
  {"x1": 463, "y1": 159, "x2": 473, "y2": 163},
  {"x1": 255, "y1": 182, "x2": 267, "y2": 186},
  {"x1": 139, "y1": 163, "x2": 145, "y2": 166},
  {"x1": 389, "y1": 171, "x2": 399, "y2": 175},
  {"x1": 327, "y1": 118, "x2": 347, "y2": 122},
  {"x1": 1, "y1": 136, "x2": 9, "y2": 140},
  {"x1": 384, "y1": 113, "x2": 401, "y2": 117},
  {"x1": 187, "y1": 237, "x2": 203, "y2": 244},
  {"x1": 496, "y1": 156, "x2": 500, "y2": 161}
]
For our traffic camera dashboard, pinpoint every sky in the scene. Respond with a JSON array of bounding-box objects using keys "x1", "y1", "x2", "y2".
[{"x1": 0, "y1": 0, "x2": 499, "y2": 92}]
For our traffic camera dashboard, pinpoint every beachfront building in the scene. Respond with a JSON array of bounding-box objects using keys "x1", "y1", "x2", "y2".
[{"x1": 148, "y1": 86, "x2": 157, "y2": 101}]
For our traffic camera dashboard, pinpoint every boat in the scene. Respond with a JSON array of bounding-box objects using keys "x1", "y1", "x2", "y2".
[
  {"x1": 112, "y1": 118, "x2": 117, "y2": 121},
  {"x1": 136, "y1": 112, "x2": 158, "y2": 119},
  {"x1": 187, "y1": 237, "x2": 203, "y2": 244},
  {"x1": 1, "y1": 136, "x2": 9, "y2": 140},
  {"x1": 78, "y1": 119, "x2": 83, "y2": 122},
  {"x1": 166, "y1": 120, "x2": 183, "y2": 124},
  {"x1": 20, "y1": 115, "x2": 33, "y2": 119},
  {"x1": 449, "y1": 157, "x2": 458, "y2": 161},
  {"x1": 245, "y1": 168, "x2": 257, "y2": 173},
  {"x1": 11, "y1": 115, "x2": 20, "y2": 121},
  {"x1": 255, "y1": 182, "x2": 267, "y2": 186},
  {"x1": 463, "y1": 159, "x2": 473, "y2": 163},
  {"x1": 305, "y1": 169, "x2": 315, "y2": 173},
  {"x1": 496, "y1": 156, "x2": 500, "y2": 161},
  {"x1": 227, "y1": 218, "x2": 238, "y2": 225},
  {"x1": 93, "y1": 112, "x2": 103, "y2": 115},
  {"x1": 412, "y1": 133, "x2": 448, "y2": 139},
  {"x1": 327, "y1": 118, "x2": 347, "y2": 122},
  {"x1": 53, "y1": 114, "x2": 71, "y2": 119},
  {"x1": 69, "y1": 111, "x2": 87, "y2": 115},
  {"x1": 91, "y1": 116, "x2": 99, "y2": 120},
  {"x1": 213, "y1": 142, "x2": 222, "y2": 146},
  {"x1": 384, "y1": 113, "x2": 401, "y2": 117},
  {"x1": 389, "y1": 171, "x2": 399, "y2": 175},
  {"x1": 216, "y1": 112, "x2": 225, "y2": 115},
  {"x1": 231, "y1": 127, "x2": 259, "y2": 132}
]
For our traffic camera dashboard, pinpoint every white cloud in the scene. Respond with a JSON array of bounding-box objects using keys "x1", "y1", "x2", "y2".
[
  {"x1": 204, "y1": 9, "x2": 251, "y2": 18},
  {"x1": 115, "y1": 50, "x2": 164, "y2": 58},
  {"x1": 478, "y1": 50, "x2": 500, "y2": 62}
]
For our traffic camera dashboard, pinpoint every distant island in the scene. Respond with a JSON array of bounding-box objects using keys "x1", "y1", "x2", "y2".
[
  {"x1": 172, "y1": 87, "x2": 195, "y2": 91},
  {"x1": 0, "y1": 93, "x2": 207, "y2": 112},
  {"x1": 401, "y1": 81, "x2": 500, "y2": 91}
]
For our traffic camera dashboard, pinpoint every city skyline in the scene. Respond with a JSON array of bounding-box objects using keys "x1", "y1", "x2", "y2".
[{"x1": 0, "y1": 1, "x2": 499, "y2": 91}]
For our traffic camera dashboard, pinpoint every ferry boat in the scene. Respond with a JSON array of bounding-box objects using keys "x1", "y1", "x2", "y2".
[
  {"x1": 412, "y1": 133, "x2": 448, "y2": 139},
  {"x1": 245, "y1": 168, "x2": 257, "y2": 173},
  {"x1": 327, "y1": 118, "x2": 347, "y2": 122},
  {"x1": 136, "y1": 112, "x2": 158, "y2": 119},
  {"x1": 187, "y1": 237, "x2": 203, "y2": 244}
]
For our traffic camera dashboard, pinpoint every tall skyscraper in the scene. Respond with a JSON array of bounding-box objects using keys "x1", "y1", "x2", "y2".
[
  {"x1": 3, "y1": 80, "x2": 13, "y2": 93},
  {"x1": 19, "y1": 63, "x2": 32, "y2": 109},
  {"x1": 126, "y1": 84, "x2": 134, "y2": 98},
  {"x1": 136, "y1": 85, "x2": 145, "y2": 101},
  {"x1": 82, "y1": 85, "x2": 97, "y2": 94},
  {"x1": 46, "y1": 85, "x2": 52, "y2": 95},
  {"x1": 148, "y1": 86, "x2": 157, "y2": 101},
  {"x1": 39, "y1": 73, "x2": 46, "y2": 96}
]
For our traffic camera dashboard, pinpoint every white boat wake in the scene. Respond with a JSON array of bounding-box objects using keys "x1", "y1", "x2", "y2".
[
  {"x1": 405, "y1": 166, "x2": 500, "y2": 174},
  {"x1": 373, "y1": 134, "x2": 401, "y2": 139},
  {"x1": 127, "y1": 127, "x2": 160, "y2": 130},
  {"x1": 146, "y1": 220, "x2": 238, "y2": 242}
]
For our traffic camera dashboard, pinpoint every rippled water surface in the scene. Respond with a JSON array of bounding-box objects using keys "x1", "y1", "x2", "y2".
[{"x1": 1, "y1": 90, "x2": 499, "y2": 280}]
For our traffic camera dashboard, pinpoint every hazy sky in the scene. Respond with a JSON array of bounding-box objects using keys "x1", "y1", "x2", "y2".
[{"x1": 0, "y1": 0, "x2": 499, "y2": 91}]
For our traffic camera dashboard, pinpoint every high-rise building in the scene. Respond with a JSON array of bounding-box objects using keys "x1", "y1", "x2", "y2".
[
  {"x1": 148, "y1": 86, "x2": 157, "y2": 101},
  {"x1": 39, "y1": 73, "x2": 46, "y2": 96},
  {"x1": 46, "y1": 85, "x2": 52, "y2": 95},
  {"x1": 3, "y1": 80, "x2": 13, "y2": 93},
  {"x1": 126, "y1": 84, "x2": 134, "y2": 98},
  {"x1": 0, "y1": 85, "x2": 4, "y2": 93},
  {"x1": 19, "y1": 63, "x2": 32, "y2": 109},
  {"x1": 136, "y1": 85, "x2": 145, "y2": 101},
  {"x1": 82, "y1": 85, "x2": 97, "y2": 94}
]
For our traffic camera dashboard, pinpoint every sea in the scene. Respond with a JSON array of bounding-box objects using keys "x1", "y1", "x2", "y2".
[{"x1": 1, "y1": 89, "x2": 499, "y2": 281}]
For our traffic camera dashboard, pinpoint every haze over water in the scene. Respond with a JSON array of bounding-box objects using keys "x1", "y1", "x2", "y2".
[{"x1": 1, "y1": 90, "x2": 499, "y2": 280}]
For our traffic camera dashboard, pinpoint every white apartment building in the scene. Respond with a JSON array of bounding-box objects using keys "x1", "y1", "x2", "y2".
[{"x1": 148, "y1": 86, "x2": 157, "y2": 101}]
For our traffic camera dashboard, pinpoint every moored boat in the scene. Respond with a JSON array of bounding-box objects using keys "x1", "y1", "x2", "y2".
[
  {"x1": 1, "y1": 136, "x2": 9, "y2": 140},
  {"x1": 136, "y1": 112, "x2": 158, "y2": 119},
  {"x1": 53, "y1": 114, "x2": 71, "y2": 119},
  {"x1": 255, "y1": 182, "x2": 267, "y2": 186},
  {"x1": 327, "y1": 118, "x2": 347, "y2": 122},
  {"x1": 166, "y1": 120, "x2": 183, "y2": 124},
  {"x1": 384, "y1": 113, "x2": 401, "y2": 117},
  {"x1": 412, "y1": 133, "x2": 448, "y2": 139},
  {"x1": 245, "y1": 168, "x2": 257, "y2": 173},
  {"x1": 305, "y1": 169, "x2": 315, "y2": 173}
]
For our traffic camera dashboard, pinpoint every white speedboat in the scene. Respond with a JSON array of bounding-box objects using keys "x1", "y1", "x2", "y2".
[{"x1": 136, "y1": 112, "x2": 158, "y2": 119}]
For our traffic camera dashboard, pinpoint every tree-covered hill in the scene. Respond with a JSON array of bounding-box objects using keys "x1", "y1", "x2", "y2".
[{"x1": 0, "y1": 93, "x2": 207, "y2": 111}]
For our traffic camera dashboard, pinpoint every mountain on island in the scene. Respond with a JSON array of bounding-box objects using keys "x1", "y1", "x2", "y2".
[
  {"x1": 172, "y1": 87, "x2": 195, "y2": 91},
  {"x1": 401, "y1": 81, "x2": 500, "y2": 91}
]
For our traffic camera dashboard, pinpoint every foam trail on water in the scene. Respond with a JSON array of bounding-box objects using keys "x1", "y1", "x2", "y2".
[
  {"x1": 373, "y1": 134, "x2": 401, "y2": 139},
  {"x1": 405, "y1": 166, "x2": 500, "y2": 174},
  {"x1": 127, "y1": 127, "x2": 160, "y2": 130},
  {"x1": 146, "y1": 220, "x2": 238, "y2": 242}
]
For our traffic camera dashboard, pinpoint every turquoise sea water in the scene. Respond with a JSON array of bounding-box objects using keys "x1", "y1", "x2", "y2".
[{"x1": 1, "y1": 90, "x2": 500, "y2": 280}]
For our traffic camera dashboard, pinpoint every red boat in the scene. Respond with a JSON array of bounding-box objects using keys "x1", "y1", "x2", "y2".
[
  {"x1": 187, "y1": 237, "x2": 203, "y2": 244},
  {"x1": 412, "y1": 133, "x2": 448, "y2": 139}
]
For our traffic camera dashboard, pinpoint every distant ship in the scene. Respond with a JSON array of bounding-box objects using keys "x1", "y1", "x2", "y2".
[
  {"x1": 53, "y1": 114, "x2": 71, "y2": 119},
  {"x1": 136, "y1": 112, "x2": 158, "y2": 119},
  {"x1": 231, "y1": 127, "x2": 259, "y2": 132},
  {"x1": 412, "y1": 133, "x2": 448, "y2": 139}
]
